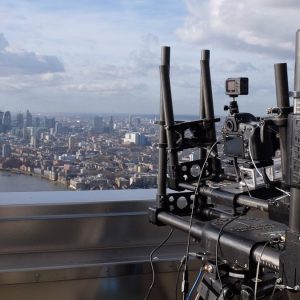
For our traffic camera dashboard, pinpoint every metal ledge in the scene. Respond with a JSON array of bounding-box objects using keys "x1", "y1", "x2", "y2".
[{"x1": 0, "y1": 189, "x2": 197, "y2": 299}]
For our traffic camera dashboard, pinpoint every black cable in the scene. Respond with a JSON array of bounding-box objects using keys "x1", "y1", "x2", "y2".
[
  {"x1": 239, "y1": 168, "x2": 252, "y2": 197},
  {"x1": 215, "y1": 215, "x2": 241, "y2": 288},
  {"x1": 240, "y1": 173, "x2": 251, "y2": 196},
  {"x1": 144, "y1": 227, "x2": 174, "y2": 300},
  {"x1": 235, "y1": 156, "x2": 252, "y2": 197},
  {"x1": 233, "y1": 157, "x2": 241, "y2": 182},
  {"x1": 254, "y1": 241, "x2": 270, "y2": 300},
  {"x1": 182, "y1": 139, "x2": 220, "y2": 298},
  {"x1": 175, "y1": 255, "x2": 186, "y2": 300},
  {"x1": 269, "y1": 278, "x2": 277, "y2": 300}
]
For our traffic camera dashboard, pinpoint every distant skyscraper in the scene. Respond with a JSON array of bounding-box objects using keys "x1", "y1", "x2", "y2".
[
  {"x1": 0, "y1": 111, "x2": 3, "y2": 132},
  {"x1": 30, "y1": 136, "x2": 39, "y2": 149},
  {"x1": 54, "y1": 122, "x2": 63, "y2": 135},
  {"x1": 45, "y1": 117, "x2": 55, "y2": 129},
  {"x1": 2, "y1": 144, "x2": 11, "y2": 158},
  {"x1": 34, "y1": 116, "x2": 41, "y2": 128},
  {"x1": 109, "y1": 116, "x2": 114, "y2": 133},
  {"x1": 94, "y1": 116, "x2": 103, "y2": 129},
  {"x1": 135, "y1": 117, "x2": 141, "y2": 128},
  {"x1": 16, "y1": 113, "x2": 24, "y2": 129},
  {"x1": 123, "y1": 132, "x2": 149, "y2": 146},
  {"x1": 68, "y1": 135, "x2": 77, "y2": 151},
  {"x1": 2, "y1": 111, "x2": 11, "y2": 133},
  {"x1": 129, "y1": 115, "x2": 133, "y2": 131},
  {"x1": 91, "y1": 116, "x2": 104, "y2": 134},
  {"x1": 25, "y1": 110, "x2": 33, "y2": 127}
]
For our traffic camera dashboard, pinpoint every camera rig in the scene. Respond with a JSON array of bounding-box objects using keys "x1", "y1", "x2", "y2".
[{"x1": 149, "y1": 30, "x2": 300, "y2": 299}]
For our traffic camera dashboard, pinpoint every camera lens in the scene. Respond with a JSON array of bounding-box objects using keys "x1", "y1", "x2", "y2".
[{"x1": 226, "y1": 120, "x2": 234, "y2": 132}]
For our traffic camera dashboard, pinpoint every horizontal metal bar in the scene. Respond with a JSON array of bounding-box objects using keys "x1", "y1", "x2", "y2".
[
  {"x1": 157, "y1": 212, "x2": 204, "y2": 238},
  {"x1": 237, "y1": 194, "x2": 269, "y2": 211},
  {"x1": 157, "y1": 212, "x2": 280, "y2": 271},
  {"x1": 178, "y1": 183, "x2": 269, "y2": 212}
]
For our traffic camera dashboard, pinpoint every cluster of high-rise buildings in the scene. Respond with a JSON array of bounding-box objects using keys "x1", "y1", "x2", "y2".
[
  {"x1": 0, "y1": 111, "x2": 159, "y2": 190},
  {"x1": 0, "y1": 109, "x2": 56, "y2": 132}
]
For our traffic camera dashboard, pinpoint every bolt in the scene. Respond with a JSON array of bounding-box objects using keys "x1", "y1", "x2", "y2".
[
  {"x1": 277, "y1": 278, "x2": 282, "y2": 284},
  {"x1": 204, "y1": 264, "x2": 213, "y2": 273}
]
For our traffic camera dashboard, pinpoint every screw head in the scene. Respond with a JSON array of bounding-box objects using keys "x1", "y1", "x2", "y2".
[{"x1": 204, "y1": 264, "x2": 213, "y2": 273}]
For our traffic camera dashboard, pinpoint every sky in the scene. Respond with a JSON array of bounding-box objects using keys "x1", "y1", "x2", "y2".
[{"x1": 0, "y1": 0, "x2": 299, "y2": 116}]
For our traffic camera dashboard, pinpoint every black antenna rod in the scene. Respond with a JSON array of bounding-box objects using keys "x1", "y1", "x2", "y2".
[
  {"x1": 200, "y1": 50, "x2": 210, "y2": 119},
  {"x1": 156, "y1": 47, "x2": 170, "y2": 208},
  {"x1": 200, "y1": 50, "x2": 217, "y2": 144},
  {"x1": 274, "y1": 63, "x2": 290, "y2": 185},
  {"x1": 200, "y1": 50, "x2": 209, "y2": 159},
  {"x1": 160, "y1": 64, "x2": 179, "y2": 183}
]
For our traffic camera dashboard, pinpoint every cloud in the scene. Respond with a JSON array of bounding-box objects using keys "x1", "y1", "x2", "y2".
[
  {"x1": 0, "y1": 73, "x2": 68, "y2": 92},
  {"x1": 0, "y1": 33, "x2": 8, "y2": 50},
  {"x1": 0, "y1": 33, "x2": 64, "y2": 76},
  {"x1": 64, "y1": 81, "x2": 147, "y2": 94},
  {"x1": 216, "y1": 60, "x2": 257, "y2": 73},
  {"x1": 177, "y1": 0, "x2": 300, "y2": 58}
]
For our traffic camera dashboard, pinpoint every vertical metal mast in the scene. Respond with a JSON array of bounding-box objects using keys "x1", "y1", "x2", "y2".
[
  {"x1": 294, "y1": 30, "x2": 300, "y2": 114},
  {"x1": 200, "y1": 50, "x2": 209, "y2": 159},
  {"x1": 200, "y1": 50, "x2": 217, "y2": 144},
  {"x1": 200, "y1": 52, "x2": 208, "y2": 120},
  {"x1": 156, "y1": 47, "x2": 170, "y2": 208},
  {"x1": 289, "y1": 30, "x2": 300, "y2": 232},
  {"x1": 160, "y1": 64, "x2": 179, "y2": 187},
  {"x1": 274, "y1": 63, "x2": 290, "y2": 184}
]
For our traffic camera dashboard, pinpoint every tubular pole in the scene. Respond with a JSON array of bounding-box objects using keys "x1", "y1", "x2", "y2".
[
  {"x1": 289, "y1": 30, "x2": 300, "y2": 232},
  {"x1": 294, "y1": 30, "x2": 300, "y2": 102},
  {"x1": 200, "y1": 50, "x2": 209, "y2": 159},
  {"x1": 160, "y1": 65, "x2": 179, "y2": 179},
  {"x1": 200, "y1": 50, "x2": 210, "y2": 119},
  {"x1": 157, "y1": 47, "x2": 170, "y2": 208},
  {"x1": 178, "y1": 182, "x2": 269, "y2": 211},
  {"x1": 156, "y1": 211, "x2": 280, "y2": 270},
  {"x1": 274, "y1": 63, "x2": 290, "y2": 184},
  {"x1": 200, "y1": 52, "x2": 217, "y2": 144}
]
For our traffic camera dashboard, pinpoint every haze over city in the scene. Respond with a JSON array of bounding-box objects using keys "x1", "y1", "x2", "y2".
[{"x1": 0, "y1": 0, "x2": 299, "y2": 115}]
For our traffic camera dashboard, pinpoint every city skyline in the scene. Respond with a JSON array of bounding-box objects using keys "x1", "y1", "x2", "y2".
[
  {"x1": 0, "y1": 110, "x2": 161, "y2": 191},
  {"x1": 0, "y1": 1, "x2": 299, "y2": 115}
]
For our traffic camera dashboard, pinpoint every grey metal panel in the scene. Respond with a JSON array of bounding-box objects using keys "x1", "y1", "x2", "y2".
[
  {"x1": 0, "y1": 189, "x2": 158, "y2": 205},
  {"x1": 0, "y1": 190, "x2": 197, "y2": 299},
  {"x1": 0, "y1": 190, "x2": 185, "y2": 253},
  {"x1": 0, "y1": 272, "x2": 196, "y2": 300}
]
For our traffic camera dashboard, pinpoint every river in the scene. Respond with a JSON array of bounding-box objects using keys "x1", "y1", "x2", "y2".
[{"x1": 0, "y1": 171, "x2": 69, "y2": 192}]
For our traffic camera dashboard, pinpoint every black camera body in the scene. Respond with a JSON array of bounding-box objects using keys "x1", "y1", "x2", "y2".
[
  {"x1": 223, "y1": 113, "x2": 275, "y2": 162},
  {"x1": 223, "y1": 78, "x2": 275, "y2": 163}
]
